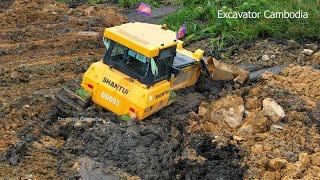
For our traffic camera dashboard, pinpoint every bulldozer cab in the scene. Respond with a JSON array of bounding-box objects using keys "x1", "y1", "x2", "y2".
[
  {"x1": 101, "y1": 22, "x2": 182, "y2": 87},
  {"x1": 103, "y1": 39, "x2": 176, "y2": 86}
]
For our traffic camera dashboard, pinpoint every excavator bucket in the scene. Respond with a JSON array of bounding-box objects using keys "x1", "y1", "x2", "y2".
[{"x1": 203, "y1": 57, "x2": 249, "y2": 85}]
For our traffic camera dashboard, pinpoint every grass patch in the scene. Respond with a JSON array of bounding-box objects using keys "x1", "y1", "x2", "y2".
[
  {"x1": 162, "y1": 0, "x2": 320, "y2": 51},
  {"x1": 75, "y1": 88, "x2": 91, "y2": 99},
  {"x1": 57, "y1": 0, "x2": 319, "y2": 51}
]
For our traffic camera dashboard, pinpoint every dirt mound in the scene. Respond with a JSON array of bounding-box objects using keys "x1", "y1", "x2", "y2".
[
  {"x1": 188, "y1": 39, "x2": 319, "y2": 68},
  {"x1": 188, "y1": 65, "x2": 320, "y2": 179},
  {"x1": 260, "y1": 65, "x2": 320, "y2": 108},
  {"x1": 229, "y1": 40, "x2": 319, "y2": 67}
]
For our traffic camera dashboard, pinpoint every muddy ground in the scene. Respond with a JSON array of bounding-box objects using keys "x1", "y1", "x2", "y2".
[{"x1": 0, "y1": 0, "x2": 320, "y2": 179}]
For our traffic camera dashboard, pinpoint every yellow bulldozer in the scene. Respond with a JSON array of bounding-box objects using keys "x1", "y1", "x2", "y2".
[{"x1": 56, "y1": 22, "x2": 249, "y2": 121}]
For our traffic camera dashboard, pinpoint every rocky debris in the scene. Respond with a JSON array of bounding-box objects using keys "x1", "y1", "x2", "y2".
[
  {"x1": 287, "y1": 40, "x2": 299, "y2": 49},
  {"x1": 260, "y1": 65, "x2": 320, "y2": 108},
  {"x1": 269, "y1": 158, "x2": 288, "y2": 170},
  {"x1": 251, "y1": 144, "x2": 263, "y2": 155},
  {"x1": 261, "y1": 171, "x2": 281, "y2": 180},
  {"x1": 261, "y1": 55, "x2": 270, "y2": 61},
  {"x1": 245, "y1": 97, "x2": 262, "y2": 109},
  {"x1": 225, "y1": 39, "x2": 317, "y2": 68},
  {"x1": 208, "y1": 95, "x2": 245, "y2": 129},
  {"x1": 188, "y1": 65, "x2": 320, "y2": 179},
  {"x1": 239, "y1": 109, "x2": 271, "y2": 134},
  {"x1": 305, "y1": 43, "x2": 318, "y2": 51},
  {"x1": 312, "y1": 51, "x2": 320, "y2": 66},
  {"x1": 302, "y1": 49, "x2": 314, "y2": 56},
  {"x1": 262, "y1": 98, "x2": 285, "y2": 122},
  {"x1": 299, "y1": 152, "x2": 310, "y2": 166},
  {"x1": 284, "y1": 162, "x2": 302, "y2": 178},
  {"x1": 303, "y1": 166, "x2": 320, "y2": 179},
  {"x1": 270, "y1": 124, "x2": 284, "y2": 132},
  {"x1": 198, "y1": 102, "x2": 209, "y2": 116},
  {"x1": 233, "y1": 135, "x2": 244, "y2": 141},
  {"x1": 310, "y1": 152, "x2": 320, "y2": 166},
  {"x1": 23, "y1": 104, "x2": 30, "y2": 109}
]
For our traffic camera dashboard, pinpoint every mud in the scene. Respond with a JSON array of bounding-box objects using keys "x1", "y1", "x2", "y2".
[
  {"x1": 1, "y1": 0, "x2": 320, "y2": 179},
  {"x1": 0, "y1": 0, "x2": 125, "y2": 178},
  {"x1": 55, "y1": 79, "x2": 232, "y2": 179}
]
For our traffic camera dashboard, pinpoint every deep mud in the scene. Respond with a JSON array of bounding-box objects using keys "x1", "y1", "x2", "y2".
[
  {"x1": 0, "y1": 0, "x2": 125, "y2": 178},
  {"x1": 55, "y1": 81, "x2": 246, "y2": 179},
  {"x1": 1, "y1": 0, "x2": 320, "y2": 179}
]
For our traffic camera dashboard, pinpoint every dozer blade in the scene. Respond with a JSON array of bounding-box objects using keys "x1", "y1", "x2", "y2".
[{"x1": 203, "y1": 57, "x2": 249, "y2": 85}]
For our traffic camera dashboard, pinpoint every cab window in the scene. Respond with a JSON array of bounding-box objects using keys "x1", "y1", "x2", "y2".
[
  {"x1": 153, "y1": 47, "x2": 175, "y2": 82},
  {"x1": 109, "y1": 42, "x2": 150, "y2": 78}
]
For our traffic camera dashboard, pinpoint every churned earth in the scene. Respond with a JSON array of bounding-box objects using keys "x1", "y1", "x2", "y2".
[
  {"x1": 0, "y1": 0, "x2": 125, "y2": 178},
  {"x1": 1, "y1": 0, "x2": 320, "y2": 179}
]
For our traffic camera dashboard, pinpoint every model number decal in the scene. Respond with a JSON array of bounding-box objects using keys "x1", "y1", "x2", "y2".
[{"x1": 101, "y1": 91, "x2": 120, "y2": 106}]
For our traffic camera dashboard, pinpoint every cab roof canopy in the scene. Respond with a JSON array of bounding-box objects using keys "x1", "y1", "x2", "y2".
[{"x1": 104, "y1": 22, "x2": 178, "y2": 58}]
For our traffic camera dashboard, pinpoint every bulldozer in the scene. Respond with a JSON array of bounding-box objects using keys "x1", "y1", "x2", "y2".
[{"x1": 56, "y1": 22, "x2": 249, "y2": 121}]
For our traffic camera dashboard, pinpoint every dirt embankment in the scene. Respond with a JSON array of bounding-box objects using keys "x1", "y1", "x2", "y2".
[{"x1": 188, "y1": 65, "x2": 320, "y2": 179}]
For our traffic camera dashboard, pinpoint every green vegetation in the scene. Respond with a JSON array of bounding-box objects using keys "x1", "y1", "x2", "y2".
[
  {"x1": 120, "y1": 114, "x2": 132, "y2": 121},
  {"x1": 58, "y1": 0, "x2": 319, "y2": 51},
  {"x1": 75, "y1": 88, "x2": 91, "y2": 100},
  {"x1": 162, "y1": 0, "x2": 320, "y2": 51}
]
